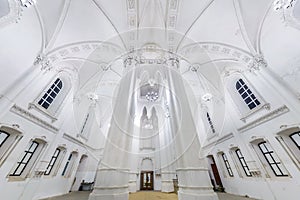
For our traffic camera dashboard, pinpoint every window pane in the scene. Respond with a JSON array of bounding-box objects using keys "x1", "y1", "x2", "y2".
[
  {"x1": 239, "y1": 88, "x2": 245, "y2": 94},
  {"x1": 22, "y1": 153, "x2": 32, "y2": 163},
  {"x1": 54, "y1": 87, "x2": 60, "y2": 93},
  {"x1": 276, "y1": 163, "x2": 287, "y2": 175},
  {"x1": 241, "y1": 92, "x2": 247, "y2": 99},
  {"x1": 265, "y1": 154, "x2": 275, "y2": 164},
  {"x1": 38, "y1": 78, "x2": 63, "y2": 110},
  {"x1": 248, "y1": 103, "x2": 256, "y2": 109},
  {"x1": 236, "y1": 150, "x2": 241, "y2": 157},
  {"x1": 236, "y1": 82, "x2": 241, "y2": 89},
  {"x1": 271, "y1": 164, "x2": 282, "y2": 175},
  {"x1": 42, "y1": 102, "x2": 50, "y2": 109},
  {"x1": 28, "y1": 142, "x2": 39, "y2": 152},
  {"x1": 50, "y1": 91, "x2": 57, "y2": 98},
  {"x1": 57, "y1": 80, "x2": 63, "y2": 89},
  {"x1": 245, "y1": 97, "x2": 251, "y2": 104},
  {"x1": 54, "y1": 149, "x2": 60, "y2": 157},
  {"x1": 46, "y1": 95, "x2": 54, "y2": 103},
  {"x1": 0, "y1": 131, "x2": 9, "y2": 147},
  {"x1": 259, "y1": 143, "x2": 268, "y2": 153},
  {"x1": 254, "y1": 99, "x2": 260, "y2": 105},
  {"x1": 241, "y1": 159, "x2": 247, "y2": 166},
  {"x1": 290, "y1": 132, "x2": 300, "y2": 147},
  {"x1": 14, "y1": 164, "x2": 26, "y2": 175}
]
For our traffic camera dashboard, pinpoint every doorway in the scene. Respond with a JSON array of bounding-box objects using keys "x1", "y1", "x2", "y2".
[
  {"x1": 207, "y1": 155, "x2": 223, "y2": 191},
  {"x1": 140, "y1": 171, "x2": 154, "y2": 190}
]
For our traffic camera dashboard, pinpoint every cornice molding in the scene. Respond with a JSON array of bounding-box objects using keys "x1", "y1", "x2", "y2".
[
  {"x1": 46, "y1": 41, "x2": 123, "y2": 65},
  {"x1": 10, "y1": 104, "x2": 59, "y2": 133},
  {"x1": 238, "y1": 105, "x2": 289, "y2": 133}
]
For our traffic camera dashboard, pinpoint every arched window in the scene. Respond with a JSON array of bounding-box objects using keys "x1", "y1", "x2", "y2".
[
  {"x1": 236, "y1": 79, "x2": 261, "y2": 110},
  {"x1": 206, "y1": 112, "x2": 215, "y2": 133},
  {"x1": 38, "y1": 78, "x2": 63, "y2": 109}
]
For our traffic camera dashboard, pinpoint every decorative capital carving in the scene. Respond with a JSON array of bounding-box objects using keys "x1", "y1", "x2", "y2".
[
  {"x1": 250, "y1": 54, "x2": 268, "y2": 71},
  {"x1": 20, "y1": 0, "x2": 36, "y2": 7},
  {"x1": 165, "y1": 56, "x2": 179, "y2": 68},
  {"x1": 273, "y1": 0, "x2": 297, "y2": 11},
  {"x1": 34, "y1": 54, "x2": 52, "y2": 72},
  {"x1": 190, "y1": 64, "x2": 199, "y2": 72},
  {"x1": 123, "y1": 55, "x2": 138, "y2": 68},
  {"x1": 274, "y1": 0, "x2": 300, "y2": 29},
  {"x1": 86, "y1": 92, "x2": 99, "y2": 105}
]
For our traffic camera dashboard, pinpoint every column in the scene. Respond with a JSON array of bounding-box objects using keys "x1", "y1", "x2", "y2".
[
  {"x1": 89, "y1": 67, "x2": 137, "y2": 200},
  {"x1": 166, "y1": 60, "x2": 219, "y2": 200}
]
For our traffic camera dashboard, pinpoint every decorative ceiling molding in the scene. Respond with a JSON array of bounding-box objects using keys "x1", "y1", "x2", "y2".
[
  {"x1": 257, "y1": 1, "x2": 274, "y2": 54},
  {"x1": 45, "y1": 41, "x2": 123, "y2": 65},
  {"x1": 175, "y1": 0, "x2": 215, "y2": 52},
  {"x1": 45, "y1": 0, "x2": 72, "y2": 52},
  {"x1": 0, "y1": 0, "x2": 22, "y2": 28},
  {"x1": 274, "y1": 0, "x2": 300, "y2": 30},
  {"x1": 166, "y1": 0, "x2": 179, "y2": 52},
  {"x1": 92, "y1": 0, "x2": 127, "y2": 50},
  {"x1": 126, "y1": 0, "x2": 137, "y2": 28},
  {"x1": 180, "y1": 42, "x2": 253, "y2": 67},
  {"x1": 232, "y1": 0, "x2": 257, "y2": 54},
  {"x1": 19, "y1": 0, "x2": 35, "y2": 7}
]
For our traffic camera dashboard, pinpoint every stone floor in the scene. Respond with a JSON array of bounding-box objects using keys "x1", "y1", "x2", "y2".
[{"x1": 41, "y1": 191, "x2": 257, "y2": 200}]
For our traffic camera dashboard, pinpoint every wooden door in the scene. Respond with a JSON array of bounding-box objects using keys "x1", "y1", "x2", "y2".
[
  {"x1": 140, "y1": 171, "x2": 154, "y2": 190},
  {"x1": 209, "y1": 156, "x2": 223, "y2": 187}
]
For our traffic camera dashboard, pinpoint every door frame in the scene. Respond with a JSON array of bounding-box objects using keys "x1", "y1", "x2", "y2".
[{"x1": 140, "y1": 171, "x2": 154, "y2": 190}]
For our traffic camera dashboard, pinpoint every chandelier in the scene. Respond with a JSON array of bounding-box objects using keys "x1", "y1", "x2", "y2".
[{"x1": 145, "y1": 91, "x2": 159, "y2": 102}]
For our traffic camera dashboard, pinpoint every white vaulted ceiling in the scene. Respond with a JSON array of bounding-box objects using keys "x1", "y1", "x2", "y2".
[{"x1": 0, "y1": 0, "x2": 300, "y2": 130}]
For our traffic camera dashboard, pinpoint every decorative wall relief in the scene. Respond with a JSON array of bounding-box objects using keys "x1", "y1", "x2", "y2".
[{"x1": 0, "y1": 0, "x2": 22, "y2": 28}]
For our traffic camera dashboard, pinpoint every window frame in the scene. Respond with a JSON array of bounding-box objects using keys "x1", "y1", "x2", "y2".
[
  {"x1": 225, "y1": 73, "x2": 267, "y2": 121},
  {"x1": 37, "y1": 78, "x2": 63, "y2": 110},
  {"x1": 10, "y1": 141, "x2": 39, "y2": 176},
  {"x1": 0, "y1": 130, "x2": 10, "y2": 148},
  {"x1": 29, "y1": 74, "x2": 72, "y2": 121},
  {"x1": 206, "y1": 112, "x2": 216, "y2": 134},
  {"x1": 8, "y1": 138, "x2": 47, "y2": 181},
  {"x1": 221, "y1": 153, "x2": 234, "y2": 177},
  {"x1": 275, "y1": 128, "x2": 300, "y2": 170},
  {"x1": 235, "y1": 78, "x2": 261, "y2": 110},
  {"x1": 0, "y1": 126, "x2": 23, "y2": 166},
  {"x1": 289, "y1": 131, "x2": 300, "y2": 150},
  {"x1": 258, "y1": 142, "x2": 288, "y2": 177},
  {"x1": 235, "y1": 149, "x2": 252, "y2": 177},
  {"x1": 44, "y1": 148, "x2": 61, "y2": 176},
  {"x1": 61, "y1": 151, "x2": 78, "y2": 177}
]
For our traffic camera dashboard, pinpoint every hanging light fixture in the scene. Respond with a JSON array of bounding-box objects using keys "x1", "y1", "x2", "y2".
[{"x1": 145, "y1": 91, "x2": 159, "y2": 102}]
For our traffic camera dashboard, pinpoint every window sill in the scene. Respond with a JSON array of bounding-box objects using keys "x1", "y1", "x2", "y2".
[
  {"x1": 28, "y1": 103, "x2": 57, "y2": 122},
  {"x1": 77, "y1": 134, "x2": 88, "y2": 141},
  {"x1": 7, "y1": 176, "x2": 26, "y2": 182},
  {"x1": 240, "y1": 103, "x2": 270, "y2": 122}
]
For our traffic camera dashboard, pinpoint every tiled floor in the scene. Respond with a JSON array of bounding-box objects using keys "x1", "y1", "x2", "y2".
[{"x1": 41, "y1": 191, "x2": 257, "y2": 200}]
